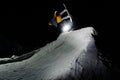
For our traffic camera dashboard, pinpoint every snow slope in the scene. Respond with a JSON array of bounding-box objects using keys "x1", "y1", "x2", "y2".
[{"x1": 0, "y1": 27, "x2": 109, "y2": 80}]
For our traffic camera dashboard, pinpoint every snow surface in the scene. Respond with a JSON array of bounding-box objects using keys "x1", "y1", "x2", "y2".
[{"x1": 0, "y1": 27, "x2": 109, "y2": 80}]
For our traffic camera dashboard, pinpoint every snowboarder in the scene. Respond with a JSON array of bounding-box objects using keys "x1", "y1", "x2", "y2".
[{"x1": 48, "y1": 3, "x2": 72, "y2": 28}]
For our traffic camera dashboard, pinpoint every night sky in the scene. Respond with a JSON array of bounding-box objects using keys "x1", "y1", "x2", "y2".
[{"x1": 0, "y1": 0, "x2": 118, "y2": 67}]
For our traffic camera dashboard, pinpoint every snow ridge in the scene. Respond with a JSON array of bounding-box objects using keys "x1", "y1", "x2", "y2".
[{"x1": 0, "y1": 27, "x2": 109, "y2": 80}]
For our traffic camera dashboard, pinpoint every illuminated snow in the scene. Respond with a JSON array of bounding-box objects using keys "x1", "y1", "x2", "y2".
[{"x1": 0, "y1": 27, "x2": 108, "y2": 80}]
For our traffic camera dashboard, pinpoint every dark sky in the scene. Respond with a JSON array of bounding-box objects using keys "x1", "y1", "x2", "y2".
[{"x1": 0, "y1": 0, "x2": 113, "y2": 60}]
